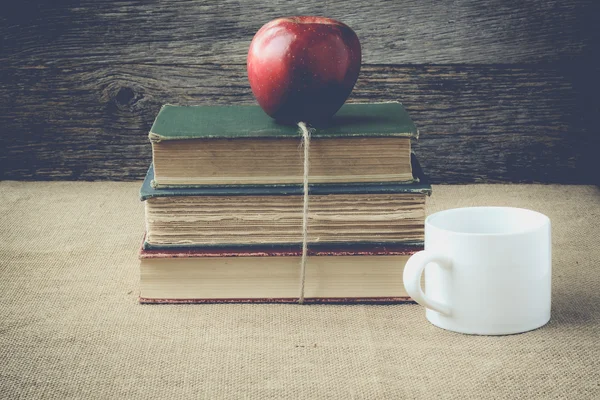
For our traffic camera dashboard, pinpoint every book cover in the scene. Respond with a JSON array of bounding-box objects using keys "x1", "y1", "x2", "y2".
[
  {"x1": 148, "y1": 102, "x2": 418, "y2": 142},
  {"x1": 139, "y1": 241, "x2": 422, "y2": 304}
]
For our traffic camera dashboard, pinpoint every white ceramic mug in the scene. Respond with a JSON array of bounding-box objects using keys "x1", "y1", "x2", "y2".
[{"x1": 404, "y1": 207, "x2": 551, "y2": 335}]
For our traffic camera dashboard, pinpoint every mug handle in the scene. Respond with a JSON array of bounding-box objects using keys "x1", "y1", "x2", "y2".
[{"x1": 403, "y1": 251, "x2": 452, "y2": 316}]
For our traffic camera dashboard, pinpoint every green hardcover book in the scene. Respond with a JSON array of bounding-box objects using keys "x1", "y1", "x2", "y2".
[
  {"x1": 149, "y1": 102, "x2": 418, "y2": 188},
  {"x1": 140, "y1": 154, "x2": 431, "y2": 249}
]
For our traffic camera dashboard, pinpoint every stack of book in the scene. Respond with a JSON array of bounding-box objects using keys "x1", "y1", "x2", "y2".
[{"x1": 139, "y1": 102, "x2": 431, "y2": 303}]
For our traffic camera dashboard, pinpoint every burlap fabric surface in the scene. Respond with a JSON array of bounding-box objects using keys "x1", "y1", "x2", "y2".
[{"x1": 1, "y1": 182, "x2": 599, "y2": 399}]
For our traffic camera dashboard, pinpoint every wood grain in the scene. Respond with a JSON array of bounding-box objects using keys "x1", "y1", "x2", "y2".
[
  {"x1": 1, "y1": 0, "x2": 597, "y2": 183},
  {"x1": 1, "y1": 0, "x2": 597, "y2": 65},
  {"x1": 1, "y1": 63, "x2": 594, "y2": 183}
]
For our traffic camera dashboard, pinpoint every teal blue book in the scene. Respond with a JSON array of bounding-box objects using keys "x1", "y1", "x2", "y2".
[
  {"x1": 149, "y1": 102, "x2": 418, "y2": 188},
  {"x1": 140, "y1": 154, "x2": 431, "y2": 250}
]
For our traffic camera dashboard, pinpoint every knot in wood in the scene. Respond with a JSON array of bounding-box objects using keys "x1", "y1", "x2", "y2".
[{"x1": 115, "y1": 87, "x2": 136, "y2": 106}]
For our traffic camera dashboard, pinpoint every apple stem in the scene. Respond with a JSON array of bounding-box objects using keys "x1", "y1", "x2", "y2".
[{"x1": 298, "y1": 121, "x2": 311, "y2": 305}]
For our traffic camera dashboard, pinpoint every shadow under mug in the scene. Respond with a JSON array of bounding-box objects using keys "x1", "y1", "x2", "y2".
[{"x1": 404, "y1": 207, "x2": 551, "y2": 335}]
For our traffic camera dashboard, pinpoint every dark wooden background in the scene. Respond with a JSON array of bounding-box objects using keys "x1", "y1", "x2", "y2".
[{"x1": 1, "y1": 0, "x2": 598, "y2": 184}]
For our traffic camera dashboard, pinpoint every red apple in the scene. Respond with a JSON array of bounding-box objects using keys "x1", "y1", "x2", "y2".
[{"x1": 247, "y1": 16, "x2": 361, "y2": 124}]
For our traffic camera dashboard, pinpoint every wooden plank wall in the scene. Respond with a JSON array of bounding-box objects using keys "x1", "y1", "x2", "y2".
[{"x1": 1, "y1": 0, "x2": 598, "y2": 183}]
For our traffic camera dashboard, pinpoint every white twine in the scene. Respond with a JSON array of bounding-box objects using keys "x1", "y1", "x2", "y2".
[{"x1": 297, "y1": 121, "x2": 311, "y2": 304}]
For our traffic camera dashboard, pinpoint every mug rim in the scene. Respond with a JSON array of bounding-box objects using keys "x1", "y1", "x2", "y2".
[{"x1": 426, "y1": 206, "x2": 550, "y2": 237}]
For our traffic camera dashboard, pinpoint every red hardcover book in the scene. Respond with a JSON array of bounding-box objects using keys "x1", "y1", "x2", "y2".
[{"x1": 139, "y1": 241, "x2": 421, "y2": 304}]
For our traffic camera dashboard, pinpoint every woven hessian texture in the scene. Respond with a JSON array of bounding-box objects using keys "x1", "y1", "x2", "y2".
[{"x1": 1, "y1": 182, "x2": 599, "y2": 399}]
